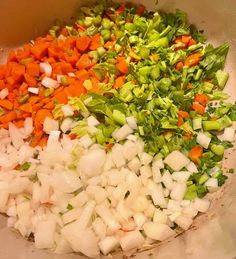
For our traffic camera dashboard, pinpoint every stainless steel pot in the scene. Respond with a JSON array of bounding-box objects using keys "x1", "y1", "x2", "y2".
[{"x1": 0, "y1": 0, "x2": 235, "y2": 258}]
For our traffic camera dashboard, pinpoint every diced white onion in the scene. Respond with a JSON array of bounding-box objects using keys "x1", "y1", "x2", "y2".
[
  {"x1": 0, "y1": 88, "x2": 9, "y2": 99},
  {"x1": 39, "y1": 62, "x2": 52, "y2": 77},
  {"x1": 143, "y1": 222, "x2": 175, "y2": 241},
  {"x1": 120, "y1": 231, "x2": 145, "y2": 251},
  {"x1": 126, "y1": 116, "x2": 138, "y2": 130},
  {"x1": 61, "y1": 105, "x2": 74, "y2": 117},
  {"x1": 41, "y1": 76, "x2": 59, "y2": 88},
  {"x1": 197, "y1": 132, "x2": 211, "y2": 149},
  {"x1": 164, "y1": 151, "x2": 190, "y2": 171},
  {"x1": 87, "y1": 116, "x2": 100, "y2": 127},
  {"x1": 112, "y1": 124, "x2": 133, "y2": 142},
  {"x1": 222, "y1": 127, "x2": 235, "y2": 142},
  {"x1": 28, "y1": 87, "x2": 39, "y2": 94}
]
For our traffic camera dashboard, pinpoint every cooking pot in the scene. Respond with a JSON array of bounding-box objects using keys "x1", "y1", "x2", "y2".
[{"x1": 0, "y1": 0, "x2": 235, "y2": 258}]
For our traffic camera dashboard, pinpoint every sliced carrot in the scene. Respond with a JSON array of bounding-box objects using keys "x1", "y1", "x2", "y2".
[
  {"x1": 65, "y1": 36, "x2": 77, "y2": 49},
  {"x1": 15, "y1": 44, "x2": 31, "y2": 61},
  {"x1": 0, "y1": 64, "x2": 7, "y2": 79},
  {"x1": 7, "y1": 50, "x2": 17, "y2": 62},
  {"x1": 64, "y1": 48, "x2": 80, "y2": 66},
  {"x1": 184, "y1": 53, "x2": 202, "y2": 67},
  {"x1": 19, "y1": 82, "x2": 29, "y2": 93},
  {"x1": 114, "y1": 75, "x2": 126, "y2": 89},
  {"x1": 188, "y1": 39, "x2": 197, "y2": 46},
  {"x1": 32, "y1": 103, "x2": 42, "y2": 112},
  {"x1": 64, "y1": 80, "x2": 86, "y2": 98},
  {"x1": 183, "y1": 132, "x2": 193, "y2": 139},
  {"x1": 38, "y1": 137, "x2": 48, "y2": 147},
  {"x1": 44, "y1": 101, "x2": 54, "y2": 110},
  {"x1": 89, "y1": 34, "x2": 101, "y2": 50},
  {"x1": 19, "y1": 103, "x2": 33, "y2": 113},
  {"x1": 194, "y1": 93, "x2": 209, "y2": 107},
  {"x1": 61, "y1": 62, "x2": 74, "y2": 74},
  {"x1": 52, "y1": 62, "x2": 63, "y2": 75},
  {"x1": 104, "y1": 41, "x2": 114, "y2": 50},
  {"x1": 76, "y1": 35, "x2": 91, "y2": 52},
  {"x1": 0, "y1": 123, "x2": 9, "y2": 129},
  {"x1": 0, "y1": 80, "x2": 6, "y2": 90},
  {"x1": 24, "y1": 73, "x2": 37, "y2": 87},
  {"x1": 116, "y1": 57, "x2": 129, "y2": 74},
  {"x1": 175, "y1": 61, "x2": 184, "y2": 71},
  {"x1": 28, "y1": 96, "x2": 40, "y2": 104},
  {"x1": 187, "y1": 82, "x2": 193, "y2": 89},
  {"x1": 106, "y1": 143, "x2": 113, "y2": 150},
  {"x1": 26, "y1": 62, "x2": 40, "y2": 77},
  {"x1": 13, "y1": 120, "x2": 25, "y2": 128},
  {"x1": 35, "y1": 109, "x2": 52, "y2": 124},
  {"x1": 0, "y1": 99, "x2": 14, "y2": 110},
  {"x1": 177, "y1": 115, "x2": 184, "y2": 126},
  {"x1": 75, "y1": 69, "x2": 89, "y2": 80},
  {"x1": 189, "y1": 145, "x2": 203, "y2": 162},
  {"x1": 31, "y1": 43, "x2": 49, "y2": 60},
  {"x1": 178, "y1": 110, "x2": 189, "y2": 118},
  {"x1": 12, "y1": 63, "x2": 25, "y2": 76},
  {"x1": 192, "y1": 103, "x2": 205, "y2": 114},
  {"x1": 0, "y1": 111, "x2": 17, "y2": 124},
  {"x1": 181, "y1": 35, "x2": 191, "y2": 45},
  {"x1": 48, "y1": 44, "x2": 64, "y2": 60},
  {"x1": 76, "y1": 54, "x2": 93, "y2": 69},
  {"x1": 6, "y1": 75, "x2": 22, "y2": 86}
]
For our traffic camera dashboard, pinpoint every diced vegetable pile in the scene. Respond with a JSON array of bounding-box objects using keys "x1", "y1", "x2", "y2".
[{"x1": 0, "y1": 1, "x2": 235, "y2": 258}]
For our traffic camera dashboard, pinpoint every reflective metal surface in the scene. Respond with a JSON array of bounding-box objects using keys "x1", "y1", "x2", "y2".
[{"x1": 0, "y1": 0, "x2": 235, "y2": 258}]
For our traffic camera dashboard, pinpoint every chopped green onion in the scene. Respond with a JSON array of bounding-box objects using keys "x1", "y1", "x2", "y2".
[{"x1": 20, "y1": 162, "x2": 31, "y2": 171}]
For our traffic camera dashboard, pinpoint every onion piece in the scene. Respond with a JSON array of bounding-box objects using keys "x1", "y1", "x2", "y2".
[
  {"x1": 99, "y1": 236, "x2": 119, "y2": 255},
  {"x1": 40, "y1": 62, "x2": 52, "y2": 77},
  {"x1": 164, "y1": 151, "x2": 190, "y2": 171},
  {"x1": 143, "y1": 222, "x2": 175, "y2": 241},
  {"x1": 61, "y1": 105, "x2": 74, "y2": 117},
  {"x1": 28, "y1": 87, "x2": 39, "y2": 94},
  {"x1": 35, "y1": 220, "x2": 56, "y2": 249},
  {"x1": 120, "y1": 231, "x2": 144, "y2": 251},
  {"x1": 197, "y1": 132, "x2": 211, "y2": 149},
  {"x1": 41, "y1": 76, "x2": 59, "y2": 88},
  {"x1": 0, "y1": 88, "x2": 9, "y2": 99}
]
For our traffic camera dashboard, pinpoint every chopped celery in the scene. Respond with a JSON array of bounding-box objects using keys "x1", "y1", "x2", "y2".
[
  {"x1": 0, "y1": 108, "x2": 4, "y2": 116},
  {"x1": 201, "y1": 81, "x2": 214, "y2": 93},
  {"x1": 44, "y1": 88, "x2": 54, "y2": 97},
  {"x1": 199, "y1": 174, "x2": 209, "y2": 184},
  {"x1": 193, "y1": 117, "x2": 202, "y2": 130},
  {"x1": 216, "y1": 70, "x2": 229, "y2": 89},
  {"x1": 202, "y1": 121, "x2": 221, "y2": 131},
  {"x1": 19, "y1": 58, "x2": 33, "y2": 65},
  {"x1": 184, "y1": 185, "x2": 198, "y2": 200},
  {"x1": 83, "y1": 79, "x2": 93, "y2": 90},
  {"x1": 19, "y1": 94, "x2": 29, "y2": 104},
  {"x1": 95, "y1": 129, "x2": 106, "y2": 144},
  {"x1": 112, "y1": 110, "x2": 126, "y2": 125},
  {"x1": 211, "y1": 144, "x2": 224, "y2": 156},
  {"x1": 217, "y1": 115, "x2": 232, "y2": 130},
  {"x1": 60, "y1": 76, "x2": 69, "y2": 86},
  {"x1": 101, "y1": 29, "x2": 111, "y2": 41}
]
